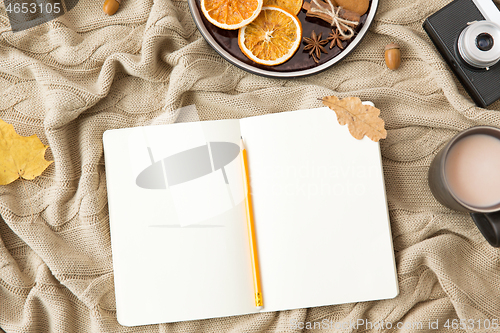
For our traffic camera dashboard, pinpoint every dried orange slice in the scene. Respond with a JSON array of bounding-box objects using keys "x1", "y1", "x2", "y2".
[
  {"x1": 263, "y1": 0, "x2": 303, "y2": 15},
  {"x1": 238, "y1": 6, "x2": 302, "y2": 66},
  {"x1": 201, "y1": 0, "x2": 263, "y2": 30}
]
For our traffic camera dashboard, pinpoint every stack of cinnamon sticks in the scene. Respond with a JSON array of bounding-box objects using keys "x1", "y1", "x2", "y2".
[{"x1": 302, "y1": 0, "x2": 360, "y2": 27}]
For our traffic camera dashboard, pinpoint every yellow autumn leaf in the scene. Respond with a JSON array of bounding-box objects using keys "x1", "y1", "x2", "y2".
[
  {"x1": 322, "y1": 96, "x2": 387, "y2": 142},
  {"x1": 0, "y1": 119, "x2": 53, "y2": 185}
]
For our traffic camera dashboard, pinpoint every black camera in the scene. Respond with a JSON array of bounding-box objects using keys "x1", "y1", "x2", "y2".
[{"x1": 423, "y1": 0, "x2": 500, "y2": 107}]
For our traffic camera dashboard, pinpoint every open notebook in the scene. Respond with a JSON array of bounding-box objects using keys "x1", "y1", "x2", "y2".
[{"x1": 103, "y1": 106, "x2": 399, "y2": 327}]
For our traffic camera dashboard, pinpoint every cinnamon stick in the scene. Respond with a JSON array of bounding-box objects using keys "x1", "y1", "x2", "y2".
[{"x1": 303, "y1": 1, "x2": 360, "y2": 26}]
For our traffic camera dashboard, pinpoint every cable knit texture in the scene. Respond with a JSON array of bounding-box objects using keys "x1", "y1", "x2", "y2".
[{"x1": 0, "y1": 0, "x2": 500, "y2": 331}]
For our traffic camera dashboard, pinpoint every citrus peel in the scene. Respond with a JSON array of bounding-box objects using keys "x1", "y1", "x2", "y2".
[
  {"x1": 238, "y1": 6, "x2": 302, "y2": 66},
  {"x1": 201, "y1": 0, "x2": 263, "y2": 30}
]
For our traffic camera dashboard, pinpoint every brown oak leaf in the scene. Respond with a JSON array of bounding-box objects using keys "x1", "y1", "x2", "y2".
[{"x1": 322, "y1": 96, "x2": 387, "y2": 142}]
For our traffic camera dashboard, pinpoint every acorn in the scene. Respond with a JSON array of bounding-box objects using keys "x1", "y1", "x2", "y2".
[
  {"x1": 384, "y1": 43, "x2": 401, "y2": 70},
  {"x1": 103, "y1": 0, "x2": 121, "y2": 15}
]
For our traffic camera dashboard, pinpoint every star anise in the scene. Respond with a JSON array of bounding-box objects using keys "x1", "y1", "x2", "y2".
[
  {"x1": 303, "y1": 31, "x2": 328, "y2": 63},
  {"x1": 327, "y1": 28, "x2": 350, "y2": 50}
]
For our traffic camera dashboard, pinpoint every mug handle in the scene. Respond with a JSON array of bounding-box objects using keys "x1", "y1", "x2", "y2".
[{"x1": 470, "y1": 211, "x2": 500, "y2": 247}]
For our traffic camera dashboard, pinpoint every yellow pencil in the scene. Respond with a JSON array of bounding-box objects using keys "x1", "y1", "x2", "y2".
[{"x1": 240, "y1": 138, "x2": 263, "y2": 310}]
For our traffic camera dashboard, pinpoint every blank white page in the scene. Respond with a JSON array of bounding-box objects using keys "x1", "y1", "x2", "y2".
[
  {"x1": 103, "y1": 120, "x2": 256, "y2": 326},
  {"x1": 240, "y1": 107, "x2": 398, "y2": 311}
]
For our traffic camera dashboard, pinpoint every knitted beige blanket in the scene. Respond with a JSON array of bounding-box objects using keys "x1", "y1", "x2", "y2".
[{"x1": 1, "y1": 0, "x2": 500, "y2": 331}]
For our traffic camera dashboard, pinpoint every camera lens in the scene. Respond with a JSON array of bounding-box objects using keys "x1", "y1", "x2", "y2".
[
  {"x1": 458, "y1": 21, "x2": 500, "y2": 68},
  {"x1": 476, "y1": 33, "x2": 494, "y2": 51}
]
